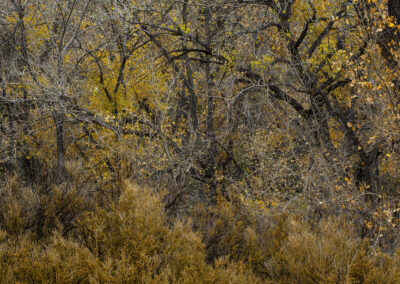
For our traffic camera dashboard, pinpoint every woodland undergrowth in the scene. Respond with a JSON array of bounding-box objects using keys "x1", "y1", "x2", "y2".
[{"x1": 0, "y1": 166, "x2": 399, "y2": 284}]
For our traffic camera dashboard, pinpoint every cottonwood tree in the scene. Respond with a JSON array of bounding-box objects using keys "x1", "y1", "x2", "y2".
[
  {"x1": 225, "y1": 0, "x2": 400, "y2": 197},
  {"x1": 0, "y1": 0, "x2": 123, "y2": 182}
]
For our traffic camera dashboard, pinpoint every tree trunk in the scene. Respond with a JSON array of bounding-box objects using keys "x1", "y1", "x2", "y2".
[{"x1": 53, "y1": 112, "x2": 66, "y2": 182}]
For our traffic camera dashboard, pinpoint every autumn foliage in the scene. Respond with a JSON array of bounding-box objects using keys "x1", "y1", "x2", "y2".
[
  {"x1": 2, "y1": 0, "x2": 400, "y2": 282},
  {"x1": 0, "y1": 176, "x2": 399, "y2": 283}
]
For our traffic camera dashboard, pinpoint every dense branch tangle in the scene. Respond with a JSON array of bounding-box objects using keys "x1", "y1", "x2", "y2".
[{"x1": 1, "y1": 0, "x2": 400, "y2": 204}]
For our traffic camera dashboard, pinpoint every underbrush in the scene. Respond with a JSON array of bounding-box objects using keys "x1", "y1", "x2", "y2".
[{"x1": 0, "y1": 175, "x2": 399, "y2": 283}]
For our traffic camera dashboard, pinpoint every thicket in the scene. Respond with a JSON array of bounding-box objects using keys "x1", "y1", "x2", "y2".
[
  {"x1": 1, "y1": 172, "x2": 400, "y2": 283},
  {"x1": 2, "y1": 0, "x2": 400, "y2": 282}
]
